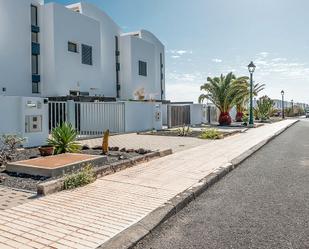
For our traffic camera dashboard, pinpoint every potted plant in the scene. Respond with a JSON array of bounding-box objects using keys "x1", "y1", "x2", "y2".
[{"x1": 39, "y1": 145, "x2": 54, "y2": 156}]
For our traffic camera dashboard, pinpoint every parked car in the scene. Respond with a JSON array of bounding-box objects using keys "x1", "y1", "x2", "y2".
[{"x1": 306, "y1": 110, "x2": 309, "y2": 118}]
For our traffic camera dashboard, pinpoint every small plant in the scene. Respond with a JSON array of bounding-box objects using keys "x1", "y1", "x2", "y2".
[
  {"x1": 199, "y1": 129, "x2": 223, "y2": 140},
  {"x1": 47, "y1": 122, "x2": 81, "y2": 155},
  {"x1": 0, "y1": 134, "x2": 25, "y2": 165},
  {"x1": 64, "y1": 164, "x2": 95, "y2": 190},
  {"x1": 242, "y1": 114, "x2": 249, "y2": 126},
  {"x1": 177, "y1": 125, "x2": 192, "y2": 136}
]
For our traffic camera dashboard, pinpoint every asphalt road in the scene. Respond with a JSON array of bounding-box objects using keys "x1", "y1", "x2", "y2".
[{"x1": 134, "y1": 120, "x2": 309, "y2": 249}]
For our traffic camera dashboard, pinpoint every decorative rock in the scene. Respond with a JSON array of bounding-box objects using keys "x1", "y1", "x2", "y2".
[
  {"x1": 109, "y1": 147, "x2": 120, "y2": 151},
  {"x1": 136, "y1": 148, "x2": 147, "y2": 155},
  {"x1": 82, "y1": 144, "x2": 90, "y2": 150},
  {"x1": 0, "y1": 175, "x2": 6, "y2": 183},
  {"x1": 120, "y1": 148, "x2": 126, "y2": 152},
  {"x1": 126, "y1": 149, "x2": 135, "y2": 153},
  {"x1": 92, "y1": 145, "x2": 102, "y2": 150}
]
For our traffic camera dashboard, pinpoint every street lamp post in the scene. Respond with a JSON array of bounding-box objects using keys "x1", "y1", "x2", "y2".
[
  {"x1": 248, "y1": 61, "x2": 256, "y2": 126},
  {"x1": 281, "y1": 90, "x2": 285, "y2": 119},
  {"x1": 291, "y1": 99, "x2": 294, "y2": 117}
]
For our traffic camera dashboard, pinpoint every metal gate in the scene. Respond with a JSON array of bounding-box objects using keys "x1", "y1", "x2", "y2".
[
  {"x1": 48, "y1": 101, "x2": 67, "y2": 132},
  {"x1": 168, "y1": 105, "x2": 191, "y2": 127},
  {"x1": 75, "y1": 102, "x2": 125, "y2": 135}
]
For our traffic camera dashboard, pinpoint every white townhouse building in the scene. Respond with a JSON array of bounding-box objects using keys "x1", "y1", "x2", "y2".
[{"x1": 0, "y1": 0, "x2": 166, "y2": 101}]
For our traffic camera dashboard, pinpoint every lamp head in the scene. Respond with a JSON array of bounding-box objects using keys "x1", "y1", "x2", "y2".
[{"x1": 248, "y1": 61, "x2": 256, "y2": 73}]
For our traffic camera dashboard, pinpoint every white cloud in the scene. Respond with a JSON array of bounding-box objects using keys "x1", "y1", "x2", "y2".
[
  {"x1": 258, "y1": 52, "x2": 269, "y2": 58},
  {"x1": 212, "y1": 58, "x2": 222, "y2": 63},
  {"x1": 171, "y1": 55, "x2": 180, "y2": 59}
]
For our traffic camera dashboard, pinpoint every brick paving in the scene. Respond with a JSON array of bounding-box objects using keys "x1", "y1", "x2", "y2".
[
  {"x1": 0, "y1": 186, "x2": 35, "y2": 210},
  {"x1": 0, "y1": 120, "x2": 296, "y2": 248}
]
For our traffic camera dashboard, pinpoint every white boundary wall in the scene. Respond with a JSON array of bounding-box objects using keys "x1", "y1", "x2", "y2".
[{"x1": 0, "y1": 96, "x2": 49, "y2": 147}]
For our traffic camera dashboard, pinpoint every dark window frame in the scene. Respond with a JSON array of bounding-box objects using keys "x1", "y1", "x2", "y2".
[
  {"x1": 68, "y1": 41, "x2": 78, "y2": 53},
  {"x1": 138, "y1": 61, "x2": 147, "y2": 77},
  {"x1": 81, "y1": 44, "x2": 93, "y2": 66},
  {"x1": 31, "y1": 5, "x2": 38, "y2": 26}
]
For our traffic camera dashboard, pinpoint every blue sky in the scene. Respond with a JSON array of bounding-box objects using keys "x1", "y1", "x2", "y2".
[{"x1": 46, "y1": 0, "x2": 309, "y2": 103}]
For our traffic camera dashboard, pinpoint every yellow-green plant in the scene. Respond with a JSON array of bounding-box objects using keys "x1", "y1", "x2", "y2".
[
  {"x1": 47, "y1": 122, "x2": 81, "y2": 154},
  {"x1": 199, "y1": 129, "x2": 223, "y2": 140},
  {"x1": 64, "y1": 164, "x2": 95, "y2": 190}
]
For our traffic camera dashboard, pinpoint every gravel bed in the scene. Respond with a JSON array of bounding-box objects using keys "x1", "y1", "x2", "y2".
[
  {"x1": 139, "y1": 130, "x2": 239, "y2": 138},
  {"x1": 0, "y1": 147, "x2": 151, "y2": 192}
]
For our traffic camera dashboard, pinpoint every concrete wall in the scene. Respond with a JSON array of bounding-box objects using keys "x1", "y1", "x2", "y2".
[
  {"x1": 190, "y1": 104, "x2": 207, "y2": 125},
  {"x1": 0, "y1": 1, "x2": 165, "y2": 101},
  {"x1": 0, "y1": 96, "x2": 48, "y2": 147},
  {"x1": 120, "y1": 31, "x2": 165, "y2": 101},
  {"x1": 0, "y1": 0, "x2": 42, "y2": 96},
  {"x1": 41, "y1": 3, "x2": 103, "y2": 97},
  {"x1": 79, "y1": 3, "x2": 122, "y2": 98},
  {"x1": 124, "y1": 102, "x2": 162, "y2": 132}
]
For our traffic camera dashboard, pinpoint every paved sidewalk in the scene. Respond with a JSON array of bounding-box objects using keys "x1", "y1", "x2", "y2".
[
  {"x1": 0, "y1": 120, "x2": 296, "y2": 249},
  {"x1": 0, "y1": 187, "x2": 35, "y2": 210},
  {"x1": 81, "y1": 133, "x2": 210, "y2": 152}
]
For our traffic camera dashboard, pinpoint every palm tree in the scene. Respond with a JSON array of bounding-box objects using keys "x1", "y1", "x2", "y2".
[
  {"x1": 199, "y1": 72, "x2": 248, "y2": 126},
  {"x1": 235, "y1": 82, "x2": 265, "y2": 122}
]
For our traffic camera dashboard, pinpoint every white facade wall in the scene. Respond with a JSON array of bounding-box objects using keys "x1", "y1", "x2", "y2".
[
  {"x1": 124, "y1": 102, "x2": 162, "y2": 132},
  {"x1": 0, "y1": 96, "x2": 49, "y2": 147},
  {"x1": 41, "y1": 3, "x2": 102, "y2": 97},
  {"x1": 190, "y1": 104, "x2": 207, "y2": 125},
  {"x1": 0, "y1": 0, "x2": 165, "y2": 101},
  {"x1": 0, "y1": 0, "x2": 42, "y2": 96},
  {"x1": 120, "y1": 31, "x2": 165, "y2": 101}
]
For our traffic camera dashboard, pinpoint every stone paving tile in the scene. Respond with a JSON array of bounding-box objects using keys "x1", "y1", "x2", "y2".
[
  {"x1": 0, "y1": 186, "x2": 36, "y2": 210},
  {"x1": 0, "y1": 120, "x2": 296, "y2": 249}
]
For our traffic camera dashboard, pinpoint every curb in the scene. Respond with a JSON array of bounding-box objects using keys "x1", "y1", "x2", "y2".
[
  {"x1": 97, "y1": 120, "x2": 299, "y2": 249},
  {"x1": 37, "y1": 149, "x2": 173, "y2": 196}
]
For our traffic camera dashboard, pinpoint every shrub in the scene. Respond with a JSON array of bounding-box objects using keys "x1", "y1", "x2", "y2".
[
  {"x1": 199, "y1": 129, "x2": 223, "y2": 139},
  {"x1": 0, "y1": 134, "x2": 25, "y2": 165},
  {"x1": 177, "y1": 125, "x2": 192, "y2": 136},
  {"x1": 254, "y1": 96, "x2": 275, "y2": 121},
  {"x1": 47, "y1": 122, "x2": 81, "y2": 155},
  {"x1": 64, "y1": 164, "x2": 95, "y2": 190}
]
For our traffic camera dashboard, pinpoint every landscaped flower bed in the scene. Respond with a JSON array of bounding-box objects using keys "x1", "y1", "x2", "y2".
[{"x1": 0, "y1": 146, "x2": 152, "y2": 192}]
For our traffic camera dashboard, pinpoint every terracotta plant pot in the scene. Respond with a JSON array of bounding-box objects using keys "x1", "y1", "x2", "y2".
[
  {"x1": 235, "y1": 112, "x2": 243, "y2": 122},
  {"x1": 219, "y1": 112, "x2": 232, "y2": 126},
  {"x1": 39, "y1": 146, "x2": 54, "y2": 157}
]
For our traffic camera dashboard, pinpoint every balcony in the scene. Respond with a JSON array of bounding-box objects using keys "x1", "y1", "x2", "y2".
[{"x1": 32, "y1": 42, "x2": 40, "y2": 55}]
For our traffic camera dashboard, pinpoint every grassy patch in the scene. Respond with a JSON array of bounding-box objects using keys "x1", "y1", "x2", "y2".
[
  {"x1": 199, "y1": 129, "x2": 223, "y2": 140},
  {"x1": 64, "y1": 164, "x2": 95, "y2": 190}
]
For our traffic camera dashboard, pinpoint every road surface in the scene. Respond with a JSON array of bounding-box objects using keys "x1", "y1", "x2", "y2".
[{"x1": 134, "y1": 120, "x2": 309, "y2": 249}]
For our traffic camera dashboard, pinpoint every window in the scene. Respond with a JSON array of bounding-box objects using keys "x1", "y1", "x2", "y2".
[
  {"x1": 138, "y1": 61, "x2": 147, "y2": 76},
  {"x1": 32, "y1": 32, "x2": 38, "y2": 43},
  {"x1": 81, "y1": 44, "x2": 92, "y2": 65},
  {"x1": 31, "y1": 5, "x2": 38, "y2": 26},
  {"x1": 68, "y1": 42, "x2": 78, "y2": 53},
  {"x1": 32, "y1": 82, "x2": 39, "y2": 94},
  {"x1": 32, "y1": 55, "x2": 38, "y2": 74}
]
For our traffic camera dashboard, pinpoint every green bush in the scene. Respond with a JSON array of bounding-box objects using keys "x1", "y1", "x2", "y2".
[
  {"x1": 199, "y1": 129, "x2": 223, "y2": 139},
  {"x1": 64, "y1": 164, "x2": 95, "y2": 190},
  {"x1": 47, "y1": 122, "x2": 81, "y2": 155},
  {"x1": 177, "y1": 125, "x2": 192, "y2": 136}
]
